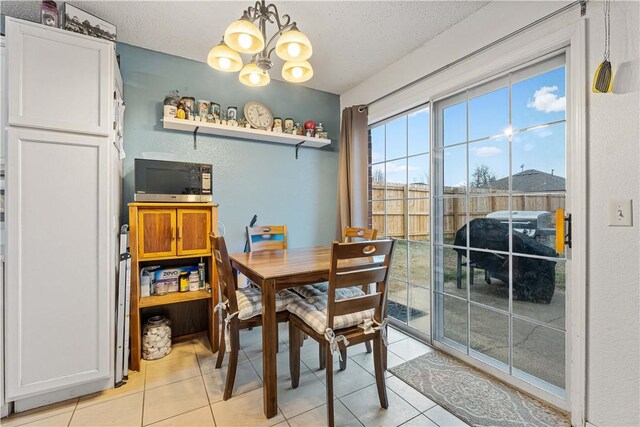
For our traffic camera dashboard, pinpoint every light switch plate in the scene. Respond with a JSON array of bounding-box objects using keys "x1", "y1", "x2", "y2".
[{"x1": 609, "y1": 199, "x2": 633, "y2": 226}]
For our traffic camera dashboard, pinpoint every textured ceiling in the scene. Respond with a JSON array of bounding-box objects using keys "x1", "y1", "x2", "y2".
[{"x1": 1, "y1": 1, "x2": 489, "y2": 94}]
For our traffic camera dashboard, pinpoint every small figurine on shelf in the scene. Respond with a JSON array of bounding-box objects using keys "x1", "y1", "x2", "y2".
[
  {"x1": 273, "y1": 117, "x2": 283, "y2": 133},
  {"x1": 220, "y1": 110, "x2": 227, "y2": 126},
  {"x1": 284, "y1": 121, "x2": 294, "y2": 134},
  {"x1": 304, "y1": 120, "x2": 316, "y2": 137},
  {"x1": 163, "y1": 90, "x2": 180, "y2": 118},
  {"x1": 238, "y1": 118, "x2": 249, "y2": 128},
  {"x1": 180, "y1": 97, "x2": 195, "y2": 121},
  {"x1": 206, "y1": 113, "x2": 215, "y2": 123},
  {"x1": 315, "y1": 122, "x2": 325, "y2": 138},
  {"x1": 175, "y1": 100, "x2": 187, "y2": 120},
  {"x1": 294, "y1": 122, "x2": 304, "y2": 136}
]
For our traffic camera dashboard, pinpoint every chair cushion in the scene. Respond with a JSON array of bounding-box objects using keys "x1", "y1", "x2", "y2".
[
  {"x1": 294, "y1": 282, "x2": 365, "y2": 300},
  {"x1": 236, "y1": 287, "x2": 300, "y2": 320},
  {"x1": 287, "y1": 295, "x2": 374, "y2": 335}
]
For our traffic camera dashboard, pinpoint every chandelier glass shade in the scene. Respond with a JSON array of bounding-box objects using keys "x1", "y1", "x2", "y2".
[
  {"x1": 224, "y1": 18, "x2": 265, "y2": 54},
  {"x1": 209, "y1": 1, "x2": 313, "y2": 87},
  {"x1": 281, "y1": 60, "x2": 313, "y2": 83},
  {"x1": 275, "y1": 29, "x2": 312, "y2": 61},
  {"x1": 207, "y1": 41, "x2": 244, "y2": 72},
  {"x1": 239, "y1": 62, "x2": 271, "y2": 87}
]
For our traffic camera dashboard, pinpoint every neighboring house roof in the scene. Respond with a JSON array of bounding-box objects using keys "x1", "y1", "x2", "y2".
[{"x1": 480, "y1": 169, "x2": 566, "y2": 192}]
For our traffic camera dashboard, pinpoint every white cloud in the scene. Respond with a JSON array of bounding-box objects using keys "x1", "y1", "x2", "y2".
[
  {"x1": 524, "y1": 143, "x2": 534, "y2": 152},
  {"x1": 527, "y1": 86, "x2": 566, "y2": 113},
  {"x1": 385, "y1": 162, "x2": 420, "y2": 174},
  {"x1": 471, "y1": 146, "x2": 502, "y2": 158},
  {"x1": 453, "y1": 180, "x2": 467, "y2": 188}
]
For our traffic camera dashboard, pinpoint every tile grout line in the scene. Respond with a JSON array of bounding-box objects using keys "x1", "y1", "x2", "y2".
[{"x1": 193, "y1": 339, "x2": 219, "y2": 427}]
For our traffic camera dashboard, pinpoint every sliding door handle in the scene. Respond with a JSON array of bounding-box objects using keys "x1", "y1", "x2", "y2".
[{"x1": 555, "y1": 209, "x2": 572, "y2": 254}]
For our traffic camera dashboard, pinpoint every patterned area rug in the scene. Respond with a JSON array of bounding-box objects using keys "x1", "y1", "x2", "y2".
[{"x1": 389, "y1": 351, "x2": 569, "y2": 427}]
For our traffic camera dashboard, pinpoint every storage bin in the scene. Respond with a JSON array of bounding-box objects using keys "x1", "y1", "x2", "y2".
[{"x1": 142, "y1": 316, "x2": 172, "y2": 360}]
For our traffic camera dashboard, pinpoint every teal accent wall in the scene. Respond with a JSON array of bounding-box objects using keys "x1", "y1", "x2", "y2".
[{"x1": 117, "y1": 43, "x2": 340, "y2": 252}]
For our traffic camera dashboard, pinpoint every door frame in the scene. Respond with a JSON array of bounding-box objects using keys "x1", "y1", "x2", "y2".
[{"x1": 425, "y1": 21, "x2": 586, "y2": 424}]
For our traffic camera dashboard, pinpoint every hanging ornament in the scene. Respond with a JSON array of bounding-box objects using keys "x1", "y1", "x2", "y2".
[{"x1": 592, "y1": 0, "x2": 614, "y2": 93}]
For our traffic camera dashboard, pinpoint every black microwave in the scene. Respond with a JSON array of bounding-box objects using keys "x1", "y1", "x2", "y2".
[{"x1": 134, "y1": 159, "x2": 212, "y2": 203}]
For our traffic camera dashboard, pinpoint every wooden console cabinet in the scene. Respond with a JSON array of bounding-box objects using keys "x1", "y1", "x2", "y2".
[{"x1": 128, "y1": 203, "x2": 219, "y2": 371}]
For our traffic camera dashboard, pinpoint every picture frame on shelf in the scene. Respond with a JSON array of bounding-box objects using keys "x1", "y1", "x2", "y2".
[{"x1": 62, "y1": 3, "x2": 116, "y2": 42}]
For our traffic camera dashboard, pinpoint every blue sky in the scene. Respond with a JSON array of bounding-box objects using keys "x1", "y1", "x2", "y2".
[{"x1": 372, "y1": 66, "x2": 566, "y2": 192}]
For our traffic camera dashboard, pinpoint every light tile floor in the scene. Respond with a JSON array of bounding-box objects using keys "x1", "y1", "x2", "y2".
[{"x1": 1, "y1": 325, "x2": 469, "y2": 427}]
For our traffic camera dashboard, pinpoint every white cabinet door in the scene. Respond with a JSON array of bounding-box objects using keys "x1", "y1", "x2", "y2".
[
  {"x1": 6, "y1": 18, "x2": 112, "y2": 136},
  {"x1": 5, "y1": 127, "x2": 110, "y2": 399}
]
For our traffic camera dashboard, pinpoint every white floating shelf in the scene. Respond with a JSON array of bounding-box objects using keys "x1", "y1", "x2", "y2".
[{"x1": 162, "y1": 117, "x2": 331, "y2": 148}]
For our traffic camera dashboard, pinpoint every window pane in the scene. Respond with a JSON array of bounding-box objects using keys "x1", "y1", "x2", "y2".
[
  {"x1": 371, "y1": 125, "x2": 385, "y2": 164},
  {"x1": 469, "y1": 250, "x2": 509, "y2": 312},
  {"x1": 443, "y1": 144, "x2": 467, "y2": 192},
  {"x1": 443, "y1": 101, "x2": 467, "y2": 146},
  {"x1": 512, "y1": 66, "x2": 566, "y2": 131},
  {"x1": 512, "y1": 123, "x2": 566, "y2": 192},
  {"x1": 469, "y1": 87, "x2": 509, "y2": 140},
  {"x1": 409, "y1": 200, "x2": 429, "y2": 241},
  {"x1": 469, "y1": 137, "x2": 509, "y2": 194},
  {"x1": 438, "y1": 293, "x2": 468, "y2": 351},
  {"x1": 390, "y1": 239, "x2": 408, "y2": 280},
  {"x1": 409, "y1": 285, "x2": 430, "y2": 334},
  {"x1": 443, "y1": 197, "x2": 467, "y2": 245},
  {"x1": 511, "y1": 255, "x2": 564, "y2": 321},
  {"x1": 408, "y1": 108, "x2": 429, "y2": 155},
  {"x1": 385, "y1": 200, "x2": 405, "y2": 239},
  {"x1": 436, "y1": 246, "x2": 467, "y2": 299},
  {"x1": 408, "y1": 241, "x2": 430, "y2": 286},
  {"x1": 386, "y1": 116, "x2": 407, "y2": 160},
  {"x1": 385, "y1": 159, "x2": 407, "y2": 192},
  {"x1": 513, "y1": 319, "x2": 565, "y2": 392},
  {"x1": 408, "y1": 154, "x2": 429, "y2": 187},
  {"x1": 511, "y1": 193, "x2": 565, "y2": 258},
  {"x1": 470, "y1": 304, "x2": 509, "y2": 368},
  {"x1": 388, "y1": 279, "x2": 408, "y2": 324},
  {"x1": 371, "y1": 163, "x2": 385, "y2": 199},
  {"x1": 371, "y1": 202, "x2": 385, "y2": 237}
]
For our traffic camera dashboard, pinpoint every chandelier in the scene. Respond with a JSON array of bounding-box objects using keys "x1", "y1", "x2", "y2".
[{"x1": 207, "y1": 1, "x2": 313, "y2": 87}]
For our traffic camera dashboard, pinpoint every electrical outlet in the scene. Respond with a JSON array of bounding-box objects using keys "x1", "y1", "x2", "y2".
[{"x1": 608, "y1": 199, "x2": 633, "y2": 226}]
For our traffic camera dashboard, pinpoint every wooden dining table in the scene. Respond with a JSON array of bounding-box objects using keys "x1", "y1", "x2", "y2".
[{"x1": 228, "y1": 245, "x2": 383, "y2": 419}]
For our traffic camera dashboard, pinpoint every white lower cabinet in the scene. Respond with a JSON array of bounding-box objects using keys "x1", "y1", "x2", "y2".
[{"x1": 5, "y1": 127, "x2": 111, "y2": 399}]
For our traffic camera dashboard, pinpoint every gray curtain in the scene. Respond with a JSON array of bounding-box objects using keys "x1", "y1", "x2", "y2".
[{"x1": 337, "y1": 105, "x2": 369, "y2": 240}]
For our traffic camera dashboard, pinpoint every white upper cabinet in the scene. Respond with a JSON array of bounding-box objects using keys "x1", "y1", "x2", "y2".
[{"x1": 6, "y1": 18, "x2": 112, "y2": 136}]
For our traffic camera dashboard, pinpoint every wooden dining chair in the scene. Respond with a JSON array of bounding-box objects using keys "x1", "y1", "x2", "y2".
[
  {"x1": 210, "y1": 234, "x2": 300, "y2": 400},
  {"x1": 287, "y1": 239, "x2": 395, "y2": 427},
  {"x1": 295, "y1": 226, "x2": 379, "y2": 365},
  {"x1": 246, "y1": 225, "x2": 287, "y2": 251}
]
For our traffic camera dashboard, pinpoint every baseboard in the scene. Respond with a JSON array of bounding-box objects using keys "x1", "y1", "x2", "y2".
[{"x1": 13, "y1": 377, "x2": 113, "y2": 413}]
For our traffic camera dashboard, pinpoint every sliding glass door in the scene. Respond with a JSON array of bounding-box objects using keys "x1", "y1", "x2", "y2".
[
  {"x1": 432, "y1": 54, "x2": 569, "y2": 400},
  {"x1": 369, "y1": 106, "x2": 431, "y2": 337}
]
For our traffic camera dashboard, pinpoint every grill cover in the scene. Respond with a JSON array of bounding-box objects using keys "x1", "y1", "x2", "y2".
[{"x1": 454, "y1": 218, "x2": 557, "y2": 303}]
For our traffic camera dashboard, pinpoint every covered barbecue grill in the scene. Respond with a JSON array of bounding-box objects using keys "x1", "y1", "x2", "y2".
[{"x1": 454, "y1": 218, "x2": 558, "y2": 303}]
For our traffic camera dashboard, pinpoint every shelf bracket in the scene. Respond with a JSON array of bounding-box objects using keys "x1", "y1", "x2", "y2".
[
  {"x1": 295, "y1": 141, "x2": 305, "y2": 159},
  {"x1": 193, "y1": 126, "x2": 200, "y2": 150}
]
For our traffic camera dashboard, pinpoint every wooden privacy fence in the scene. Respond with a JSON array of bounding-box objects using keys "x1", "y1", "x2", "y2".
[{"x1": 371, "y1": 183, "x2": 565, "y2": 241}]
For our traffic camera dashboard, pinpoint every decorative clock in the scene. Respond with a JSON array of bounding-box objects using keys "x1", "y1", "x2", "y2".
[{"x1": 244, "y1": 101, "x2": 274, "y2": 130}]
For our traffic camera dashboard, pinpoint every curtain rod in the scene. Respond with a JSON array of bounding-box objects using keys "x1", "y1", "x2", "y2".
[{"x1": 364, "y1": 0, "x2": 587, "y2": 109}]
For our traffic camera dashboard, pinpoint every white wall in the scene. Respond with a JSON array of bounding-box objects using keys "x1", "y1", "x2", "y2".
[{"x1": 341, "y1": 2, "x2": 640, "y2": 426}]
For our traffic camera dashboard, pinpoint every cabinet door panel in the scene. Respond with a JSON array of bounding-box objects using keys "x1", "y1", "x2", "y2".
[
  {"x1": 7, "y1": 18, "x2": 111, "y2": 135},
  {"x1": 5, "y1": 128, "x2": 109, "y2": 399},
  {"x1": 177, "y1": 209, "x2": 211, "y2": 256},
  {"x1": 139, "y1": 210, "x2": 176, "y2": 258}
]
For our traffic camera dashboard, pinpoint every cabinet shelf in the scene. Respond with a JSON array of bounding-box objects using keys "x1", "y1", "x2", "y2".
[
  {"x1": 139, "y1": 289, "x2": 212, "y2": 308},
  {"x1": 162, "y1": 117, "x2": 331, "y2": 148}
]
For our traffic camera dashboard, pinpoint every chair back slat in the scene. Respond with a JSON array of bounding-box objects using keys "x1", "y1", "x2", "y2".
[
  {"x1": 247, "y1": 225, "x2": 287, "y2": 251},
  {"x1": 335, "y1": 266, "x2": 387, "y2": 289},
  {"x1": 331, "y1": 239, "x2": 394, "y2": 260},
  {"x1": 326, "y1": 239, "x2": 395, "y2": 330},
  {"x1": 334, "y1": 293, "x2": 381, "y2": 317},
  {"x1": 342, "y1": 227, "x2": 377, "y2": 243},
  {"x1": 210, "y1": 234, "x2": 239, "y2": 312}
]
